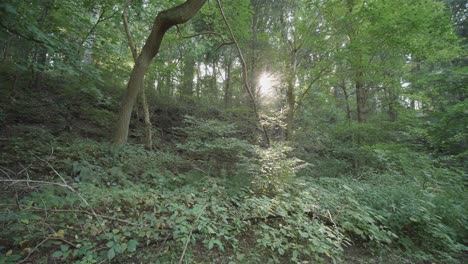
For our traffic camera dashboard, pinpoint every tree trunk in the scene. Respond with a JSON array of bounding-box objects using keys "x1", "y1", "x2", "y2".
[
  {"x1": 224, "y1": 55, "x2": 232, "y2": 108},
  {"x1": 250, "y1": 2, "x2": 259, "y2": 97},
  {"x1": 341, "y1": 81, "x2": 352, "y2": 122},
  {"x1": 122, "y1": 2, "x2": 153, "y2": 150},
  {"x1": 211, "y1": 58, "x2": 218, "y2": 100},
  {"x1": 216, "y1": 0, "x2": 270, "y2": 146},
  {"x1": 285, "y1": 49, "x2": 297, "y2": 140},
  {"x1": 140, "y1": 88, "x2": 153, "y2": 149},
  {"x1": 355, "y1": 72, "x2": 366, "y2": 123},
  {"x1": 384, "y1": 87, "x2": 398, "y2": 122},
  {"x1": 34, "y1": 47, "x2": 47, "y2": 89},
  {"x1": 113, "y1": 0, "x2": 207, "y2": 145},
  {"x1": 196, "y1": 62, "x2": 201, "y2": 98},
  {"x1": 181, "y1": 55, "x2": 195, "y2": 99}
]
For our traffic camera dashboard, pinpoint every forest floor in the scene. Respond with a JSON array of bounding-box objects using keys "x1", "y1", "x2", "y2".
[{"x1": 0, "y1": 88, "x2": 466, "y2": 263}]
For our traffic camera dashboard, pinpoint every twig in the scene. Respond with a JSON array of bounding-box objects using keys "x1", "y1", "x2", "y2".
[
  {"x1": 0, "y1": 22, "x2": 46, "y2": 46},
  {"x1": 0, "y1": 166, "x2": 14, "y2": 179},
  {"x1": 21, "y1": 208, "x2": 141, "y2": 226},
  {"x1": 179, "y1": 204, "x2": 208, "y2": 264},
  {"x1": 0, "y1": 179, "x2": 67, "y2": 188},
  {"x1": 35, "y1": 154, "x2": 106, "y2": 233},
  {"x1": 294, "y1": 66, "x2": 331, "y2": 114},
  {"x1": 49, "y1": 237, "x2": 78, "y2": 248},
  {"x1": 17, "y1": 237, "x2": 49, "y2": 264},
  {"x1": 17, "y1": 163, "x2": 33, "y2": 177},
  {"x1": 156, "y1": 231, "x2": 173, "y2": 254}
]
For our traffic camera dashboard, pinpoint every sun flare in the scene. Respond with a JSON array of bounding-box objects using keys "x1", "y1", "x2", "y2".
[{"x1": 258, "y1": 72, "x2": 278, "y2": 98}]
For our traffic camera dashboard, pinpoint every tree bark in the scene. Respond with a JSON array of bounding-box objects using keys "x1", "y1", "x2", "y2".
[
  {"x1": 384, "y1": 86, "x2": 398, "y2": 122},
  {"x1": 181, "y1": 55, "x2": 195, "y2": 99},
  {"x1": 113, "y1": 0, "x2": 207, "y2": 145},
  {"x1": 211, "y1": 58, "x2": 218, "y2": 100},
  {"x1": 122, "y1": 2, "x2": 153, "y2": 150},
  {"x1": 341, "y1": 81, "x2": 352, "y2": 122},
  {"x1": 196, "y1": 62, "x2": 201, "y2": 98},
  {"x1": 355, "y1": 71, "x2": 367, "y2": 123},
  {"x1": 285, "y1": 48, "x2": 297, "y2": 141},
  {"x1": 224, "y1": 54, "x2": 232, "y2": 108}
]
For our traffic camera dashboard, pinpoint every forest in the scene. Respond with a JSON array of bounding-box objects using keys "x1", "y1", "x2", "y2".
[{"x1": 0, "y1": 0, "x2": 466, "y2": 263}]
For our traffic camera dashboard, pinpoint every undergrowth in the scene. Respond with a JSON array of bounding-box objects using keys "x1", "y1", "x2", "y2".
[{"x1": 1, "y1": 123, "x2": 466, "y2": 263}]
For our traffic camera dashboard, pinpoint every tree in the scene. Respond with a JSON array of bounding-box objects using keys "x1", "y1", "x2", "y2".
[
  {"x1": 122, "y1": 0, "x2": 153, "y2": 150},
  {"x1": 113, "y1": 0, "x2": 208, "y2": 145}
]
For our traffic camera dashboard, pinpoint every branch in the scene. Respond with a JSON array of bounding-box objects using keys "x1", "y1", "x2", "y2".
[
  {"x1": 0, "y1": 22, "x2": 46, "y2": 46},
  {"x1": 80, "y1": 7, "x2": 120, "y2": 47},
  {"x1": 22, "y1": 208, "x2": 140, "y2": 226},
  {"x1": 179, "y1": 204, "x2": 208, "y2": 264},
  {"x1": 294, "y1": 66, "x2": 331, "y2": 113},
  {"x1": 215, "y1": 0, "x2": 270, "y2": 147},
  {"x1": 216, "y1": 41, "x2": 234, "y2": 51},
  {"x1": 17, "y1": 237, "x2": 49, "y2": 264},
  {"x1": 176, "y1": 27, "x2": 225, "y2": 40},
  {"x1": 122, "y1": 1, "x2": 139, "y2": 60},
  {"x1": 1, "y1": 155, "x2": 107, "y2": 234},
  {"x1": 175, "y1": 25, "x2": 233, "y2": 50}
]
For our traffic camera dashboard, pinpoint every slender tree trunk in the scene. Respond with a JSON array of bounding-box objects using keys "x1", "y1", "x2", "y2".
[
  {"x1": 1, "y1": 36, "x2": 11, "y2": 62},
  {"x1": 34, "y1": 47, "x2": 47, "y2": 89},
  {"x1": 250, "y1": 1, "x2": 259, "y2": 98},
  {"x1": 196, "y1": 62, "x2": 201, "y2": 98},
  {"x1": 181, "y1": 55, "x2": 195, "y2": 99},
  {"x1": 113, "y1": 0, "x2": 207, "y2": 145},
  {"x1": 341, "y1": 81, "x2": 352, "y2": 122},
  {"x1": 216, "y1": 0, "x2": 270, "y2": 146},
  {"x1": 168, "y1": 71, "x2": 174, "y2": 97},
  {"x1": 286, "y1": 49, "x2": 297, "y2": 140},
  {"x1": 156, "y1": 74, "x2": 163, "y2": 95},
  {"x1": 341, "y1": 81, "x2": 358, "y2": 169},
  {"x1": 384, "y1": 86, "x2": 398, "y2": 122},
  {"x1": 355, "y1": 71, "x2": 366, "y2": 123},
  {"x1": 224, "y1": 55, "x2": 232, "y2": 108},
  {"x1": 122, "y1": 2, "x2": 153, "y2": 150},
  {"x1": 211, "y1": 58, "x2": 218, "y2": 101}
]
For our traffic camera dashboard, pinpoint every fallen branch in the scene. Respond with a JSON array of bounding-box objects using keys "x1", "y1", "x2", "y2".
[
  {"x1": 17, "y1": 237, "x2": 49, "y2": 264},
  {"x1": 21, "y1": 208, "x2": 140, "y2": 226},
  {"x1": 1, "y1": 155, "x2": 107, "y2": 234},
  {"x1": 179, "y1": 204, "x2": 208, "y2": 264},
  {"x1": 38, "y1": 155, "x2": 106, "y2": 233}
]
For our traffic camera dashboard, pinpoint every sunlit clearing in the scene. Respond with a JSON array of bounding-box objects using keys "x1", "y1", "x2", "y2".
[{"x1": 258, "y1": 72, "x2": 279, "y2": 99}]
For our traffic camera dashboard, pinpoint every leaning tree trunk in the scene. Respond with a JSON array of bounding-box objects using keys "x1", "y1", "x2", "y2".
[
  {"x1": 113, "y1": 0, "x2": 207, "y2": 145},
  {"x1": 122, "y1": 2, "x2": 153, "y2": 150}
]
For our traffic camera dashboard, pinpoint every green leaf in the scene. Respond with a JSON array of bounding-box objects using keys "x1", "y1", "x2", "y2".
[
  {"x1": 278, "y1": 247, "x2": 285, "y2": 255},
  {"x1": 292, "y1": 250, "x2": 299, "y2": 260},
  {"x1": 52, "y1": 251, "x2": 63, "y2": 258},
  {"x1": 113, "y1": 243, "x2": 122, "y2": 254},
  {"x1": 60, "y1": 245, "x2": 69, "y2": 252},
  {"x1": 207, "y1": 239, "x2": 214, "y2": 249},
  {"x1": 107, "y1": 248, "x2": 115, "y2": 260},
  {"x1": 127, "y1": 239, "x2": 138, "y2": 252}
]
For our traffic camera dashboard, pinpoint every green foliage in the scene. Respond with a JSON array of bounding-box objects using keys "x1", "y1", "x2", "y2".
[
  {"x1": 176, "y1": 115, "x2": 254, "y2": 176},
  {"x1": 250, "y1": 143, "x2": 308, "y2": 195},
  {"x1": 1, "y1": 0, "x2": 466, "y2": 263}
]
